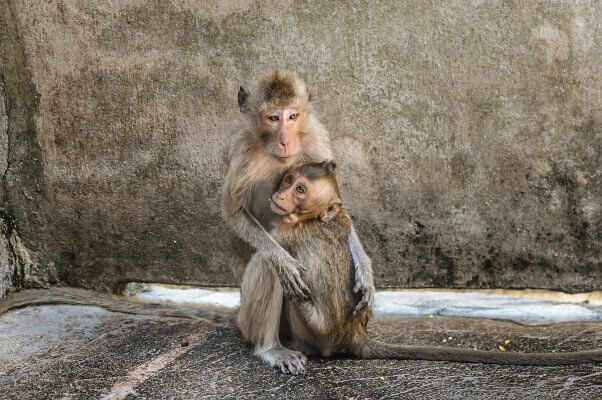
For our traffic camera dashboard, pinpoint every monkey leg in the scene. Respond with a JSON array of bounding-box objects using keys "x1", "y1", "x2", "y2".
[{"x1": 237, "y1": 255, "x2": 307, "y2": 374}]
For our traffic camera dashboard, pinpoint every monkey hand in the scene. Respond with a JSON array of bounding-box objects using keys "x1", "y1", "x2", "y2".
[
  {"x1": 274, "y1": 255, "x2": 311, "y2": 302},
  {"x1": 352, "y1": 261, "x2": 375, "y2": 317}
]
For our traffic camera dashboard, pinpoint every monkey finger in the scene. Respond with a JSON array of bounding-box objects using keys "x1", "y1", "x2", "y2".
[
  {"x1": 283, "y1": 285, "x2": 299, "y2": 301},
  {"x1": 280, "y1": 272, "x2": 304, "y2": 300},
  {"x1": 294, "y1": 285, "x2": 311, "y2": 301},
  {"x1": 290, "y1": 275, "x2": 311, "y2": 300},
  {"x1": 277, "y1": 361, "x2": 290, "y2": 374},
  {"x1": 293, "y1": 350, "x2": 307, "y2": 365},
  {"x1": 287, "y1": 362, "x2": 300, "y2": 375},
  {"x1": 366, "y1": 288, "x2": 375, "y2": 303},
  {"x1": 353, "y1": 281, "x2": 362, "y2": 293},
  {"x1": 364, "y1": 286, "x2": 375, "y2": 307},
  {"x1": 353, "y1": 289, "x2": 375, "y2": 317},
  {"x1": 300, "y1": 283, "x2": 312, "y2": 298},
  {"x1": 353, "y1": 295, "x2": 371, "y2": 316},
  {"x1": 284, "y1": 282, "x2": 297, "y2": 299},
  {"x1": 294, "y1": 359, "x2": 306, "y2": 374},
  {"x1": 298, "y1": 353, "x2": 308, "y2": 366},
  {"x1": 283, "y1": 282, "x2": 309, "y2": 302},
  {"x1": 299, "y1": 284, "x2": 312, "y2": 300},
  {"x1": 291, "y1": 259, "x2": 306, "y2": 271},
  {"x1": 352, "y1": 301, "x2": 367, "y2": 317},
  {"x1": 285, "y1": 290, "x2": 302, "y2": 302}
]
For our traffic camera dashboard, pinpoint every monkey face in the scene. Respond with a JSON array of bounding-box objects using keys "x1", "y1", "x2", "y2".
[
  {"x1": 260, "y1": 107, "x2": 303, "y2": 161},
  {"x1": 270, "y1": 170, "x2": 307, "y2": 216},
  {"x1": 270, "y1": 164, "x2": 342, "y2": 224}
]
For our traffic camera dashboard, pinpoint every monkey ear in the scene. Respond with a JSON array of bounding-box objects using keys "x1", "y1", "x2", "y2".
[
  {"x1": 319, "y1": 202, "x2": 341, "y2": 222},
  {"x1": 238, "y1": 86, "x2": 250, "y2": 113},
  {"x1": 321, "y1": 160, "x2": 337, "y2": 174},
  {"x1": 307, "y1": 88, "x2": 316, "y2": 102}
]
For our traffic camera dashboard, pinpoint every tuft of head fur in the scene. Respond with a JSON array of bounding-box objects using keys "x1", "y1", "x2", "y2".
[{"x1": 258, "y1": 69, "x2": 310, "y2": 108}]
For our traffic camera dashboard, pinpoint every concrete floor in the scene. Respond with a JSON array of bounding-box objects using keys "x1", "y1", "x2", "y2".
[{"x1": 1, "y1": 305, "x2": 601, "y2": 399}]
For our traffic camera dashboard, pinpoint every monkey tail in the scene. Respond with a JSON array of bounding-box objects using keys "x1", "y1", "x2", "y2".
[
  {"x1": 0, "y1": 288, "x2": 234, "y2": 323},
  {"x1": 355, "y1": 339, "x2": 602, "y2": 366}
]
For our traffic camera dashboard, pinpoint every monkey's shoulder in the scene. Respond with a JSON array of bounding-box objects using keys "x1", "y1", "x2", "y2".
[{"x1": 320, "y1": 210, "x2": 353, "y2": 237}]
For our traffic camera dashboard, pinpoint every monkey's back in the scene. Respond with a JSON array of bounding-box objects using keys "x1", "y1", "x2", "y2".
[{"x1": 274, "y1": 211, "x2": 371, "y2": 356}]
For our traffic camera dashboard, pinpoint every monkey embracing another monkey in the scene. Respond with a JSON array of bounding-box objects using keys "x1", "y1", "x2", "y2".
[
  {"x1": 221, "y1": 69, "x2": 374, "y2": 316},
  {"x1": 2, "y1": 161, "x2": 599, "y2": 375}
]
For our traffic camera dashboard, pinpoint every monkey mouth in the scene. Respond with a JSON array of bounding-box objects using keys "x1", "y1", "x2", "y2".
[
  {"x1": 276, "y1": 152, "x2": 299, "y2": 163},
  {"x1": 269, "y1": 199, "x2": 290, "y2": 216},
  {"x1": 277, "y1": 156, "x2": 295, "y2": 164}
]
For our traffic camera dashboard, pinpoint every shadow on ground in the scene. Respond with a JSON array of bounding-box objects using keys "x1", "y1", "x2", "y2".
[{"x1": 0, "y1": 305, "x2": 601, "y2": 399}]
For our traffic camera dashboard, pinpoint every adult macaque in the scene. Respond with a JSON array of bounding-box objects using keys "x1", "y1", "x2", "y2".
[
  {"x1": 221, "y1": 69, "x2": 374, "y2": 315},
  {"x1": 237, "y1": 161, "x2": 602, "y2": 374}
]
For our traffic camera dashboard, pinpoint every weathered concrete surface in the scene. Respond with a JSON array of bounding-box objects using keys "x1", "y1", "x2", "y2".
[
  {"x1": 0, "y1": 305, "x2": 601, "y2": 399},
  {"x1": 0, "y1": 1, "x2": 600, "y2": 292}
]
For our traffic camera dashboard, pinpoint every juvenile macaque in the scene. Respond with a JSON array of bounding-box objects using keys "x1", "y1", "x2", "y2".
[
  {"x1": 237, "y1": 161, "x2": 602, "y2": 374},
  {"x1": 221, "y1": 69, "x2": 374, "y2": 314}
]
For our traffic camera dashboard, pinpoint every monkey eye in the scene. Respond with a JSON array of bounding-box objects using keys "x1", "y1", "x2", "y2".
[
  {"x1": 295, "y1": 186, "x2": 305, "y2": 194},
  {"x1": 267, "y1": 115, "x2": 279, "y2": 122},
  {"x1": 285, "y1": 175, "x2": 294, "y2": 184},
  {"x1": 289, "y1": 112, "x2": 299, "y2": 120}
]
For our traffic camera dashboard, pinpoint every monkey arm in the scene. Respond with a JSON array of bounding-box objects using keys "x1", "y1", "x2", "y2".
[
  {"x1": 349, "y1": 226, "x2": 375, "y2": 317},
  {"x1": 228, "y1": 207, "x2": 311, "y2": 301}
]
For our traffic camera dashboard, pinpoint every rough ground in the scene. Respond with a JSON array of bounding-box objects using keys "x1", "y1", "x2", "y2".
[{"x1": 1, "y1": 305, "x2": 600, "y2": 399}]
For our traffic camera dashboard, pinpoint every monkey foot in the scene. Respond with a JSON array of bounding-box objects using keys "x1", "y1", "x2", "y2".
[{"x1": 260, "y1": 347, "x2": 307, "y2": 375}]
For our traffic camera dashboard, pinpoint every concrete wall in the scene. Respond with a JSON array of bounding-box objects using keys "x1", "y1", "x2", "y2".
[{"x1": 0, "y1": 0, "x2": 600, "y2": 294}]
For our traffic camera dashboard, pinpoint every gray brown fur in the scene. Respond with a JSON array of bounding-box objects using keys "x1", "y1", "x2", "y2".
[
  {"x1": 262, "y1": 75, "x2": 296, "y2": 105},
  {"x1": 221, "y1": 69, "x2": 374, "y2": 314}
]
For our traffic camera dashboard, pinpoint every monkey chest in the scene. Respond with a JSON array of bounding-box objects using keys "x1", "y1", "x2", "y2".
[
  {"x1": 293, "y1": 238, "x2": 357, "y2": 312},
  {"x1": 248, "y1": 178, "x2": 280, "y2": 228}
]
